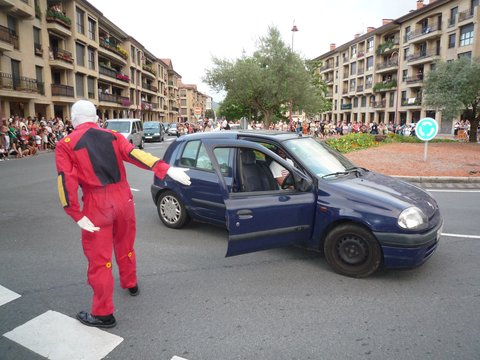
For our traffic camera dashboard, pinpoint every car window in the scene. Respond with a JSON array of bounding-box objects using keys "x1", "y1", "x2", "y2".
[
  {"x1": 179, "y1": 140, "x2": 213, "y2": 171},
  {"x1": 105, "y1": 121, "x2": 130, "y2": 133},
  {"x1": 213, "y1": 148, "x2": 232, "y2": 176}
]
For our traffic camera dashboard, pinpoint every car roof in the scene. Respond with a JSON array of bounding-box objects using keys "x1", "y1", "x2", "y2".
[
  {"x1": 106, "y1": 118, "x2": 141, "y2": 122},
  {"x1": 177, "y1": 130, "x2": 302, "y2": 143}
]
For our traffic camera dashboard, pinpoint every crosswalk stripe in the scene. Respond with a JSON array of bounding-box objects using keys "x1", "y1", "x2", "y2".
[
  {"x1": 0, "y1": 285, "x2": 21, "y2": 307},
  {"x1": 3, "y1": 310, "x2": 123, "y2": 360},
  {"x1": 171, "y1": 356, "x2": 189, "y2": 360}
]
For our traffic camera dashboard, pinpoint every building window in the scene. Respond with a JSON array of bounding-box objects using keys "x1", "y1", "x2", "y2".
[
  {"x1": 87, "y1": 47, "x2": 95, "y2": 70},
  {"x1": 87, "y1": 77, "x2": 95, "y2": 99},
  {"x1": 87, "y1": 18, "x2": 96, "y2": 40},
  {"x1": 76, "y1": 43, "x2": 85, "y2": 66},
  {"x1": 76, "y1": 8, "x2": 85, "y2": 34},
  {"x1": 76, "y1": 73, "x2": 85, "y2": 97},
  {"x1": 460, "y1": 24, "x2": 474, "y2": 46},
  {"x1": 458, "y1": 51, "x2": 472, "y2": 59},
  {"x1": 131, "y1": 46, "x2": 136, "y2": 63},
  {"x1": 361, "y1": 96, "x2": 366, "y2": 107},
  {"x1": 403, "y1": 48, "x2": 410, "y2": 60},
  {"x1": 367, "y1": 37, "x2": 374, "y2": 53},
  {"x1": 353, "y1": 97, "x2": 358, "y2": 108},
  {"x1": 351, "y1": 45, "x2": 357, "y2": 59},
  {"x1": 448, "y1": 33, "x2": 456, "y2": 48},
  {"x1": 350, "y1": 62, "x2": 357, "y2": 75},
  {"x1": 366, "y1": 56, "x2": 373, "y2": 70},
  {"x1": 449, "y1": 7, "x2": 458, "y2": 27},
  {"x1": 402, "y1": 69, "x2": 408, "y2": 82},
  {"x1": 33, "y1": 27, "x2": 42, "y2": 56}
]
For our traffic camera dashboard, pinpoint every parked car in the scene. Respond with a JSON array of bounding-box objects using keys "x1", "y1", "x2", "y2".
[
  {"x1": 143, "y1": 121, "x2": 165, "y2": 142},
  {"x1": 151, "y1": 131, "x2": 442, "y2": 278},
  {"x1": 167, "y1": 123, "x2": 178, "y2": 136},
  {"x1": 104, "y1": 119, "x2": 144, "y2": 149}
]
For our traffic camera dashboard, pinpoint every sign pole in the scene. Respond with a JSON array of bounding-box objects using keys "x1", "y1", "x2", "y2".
[{"x1": 415, "y1": 117, "x2": 439, "y2": 163}]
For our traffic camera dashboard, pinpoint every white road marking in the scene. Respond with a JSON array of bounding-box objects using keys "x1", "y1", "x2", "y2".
[
  {"x1": 428, "y1": 189, "x2": 480, "y2": 193},
  {"x1": 0, "y1": 285, "x2": 21, "y2": 306},
  {"x1": 441, "y1": 233, "x2": 480, "y2": 239},
  {"x1": 172, "y1": 357, "x2": 189, "y2": 360},
  {"x1": 3, "y1": 310, "x2": 123, "y2": 360},
  {"x1": 130, "y1": 188, "x2": 140, "y2": 192}
]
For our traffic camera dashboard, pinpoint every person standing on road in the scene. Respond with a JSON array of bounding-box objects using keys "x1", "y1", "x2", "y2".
[{"x1": 55, "y1": 100, "x2": 191, "y2": 328}]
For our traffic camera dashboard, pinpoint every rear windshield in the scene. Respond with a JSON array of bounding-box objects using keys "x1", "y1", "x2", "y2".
[
  {"x1": 105, "y1": 121, "x2": 131, "y2": 133},
  {"x1": 143, "y1": 123, "x2": 159, "y2": 130}
]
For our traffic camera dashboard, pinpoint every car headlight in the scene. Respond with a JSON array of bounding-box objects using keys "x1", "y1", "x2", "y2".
[{"x1": 398, "y1": 207, "x2": 427, "y2": 230}]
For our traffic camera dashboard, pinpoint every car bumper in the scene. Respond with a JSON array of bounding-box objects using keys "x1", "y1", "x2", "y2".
[
  {"x1": 374, "y1": 219, "x2": 443, "y2": 269},
  {"x1": 144, "y1": 135, "x2": 161, "y2": 142}
]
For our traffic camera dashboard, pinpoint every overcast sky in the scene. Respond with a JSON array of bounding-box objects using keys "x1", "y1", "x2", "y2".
[{"x1": 90, "y1": 0, "x2": 418, "y2": 102}]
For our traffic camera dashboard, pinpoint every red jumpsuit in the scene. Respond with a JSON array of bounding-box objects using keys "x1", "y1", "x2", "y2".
[{"x1": 55, "y1": 122, "x2": 169, "y2": 316}]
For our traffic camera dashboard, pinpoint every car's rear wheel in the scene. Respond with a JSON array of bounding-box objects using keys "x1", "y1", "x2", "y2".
[
  {"x1": 139, "y1": 138, "x2": 144, "y2": 149},
  {"x1": 157, "y1": 191, "x2": 190, "y2": 229},
  {"x1": 324, "y1": 224, "x2": 382, "y2": 278}
]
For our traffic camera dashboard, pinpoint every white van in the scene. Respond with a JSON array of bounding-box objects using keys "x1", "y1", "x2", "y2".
[{"x1": 104, "y1": 119, "x2": 144, "y2": 149}]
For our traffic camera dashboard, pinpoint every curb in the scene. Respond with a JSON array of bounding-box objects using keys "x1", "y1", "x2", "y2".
[{"x1": 393, "y1": 175, "x2": 480, "y2": 183}]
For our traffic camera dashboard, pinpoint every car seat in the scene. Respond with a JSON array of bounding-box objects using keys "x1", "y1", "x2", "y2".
[{"x1": 239, "y1": 149, "x2": 278, "y2": 192}]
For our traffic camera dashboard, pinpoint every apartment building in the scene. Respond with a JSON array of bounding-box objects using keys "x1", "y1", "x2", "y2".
[
  {"x1": 315, "y1": 0, "x2": 479, "y2": 133},
  {"x1": 178, "y1": 83, "x2": 210, "y2": 123},
  {"x1": 0, "y1": 0, "x2": 207, "y2": 123}
]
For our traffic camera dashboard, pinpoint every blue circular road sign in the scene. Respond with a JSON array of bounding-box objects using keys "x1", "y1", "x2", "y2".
[{"x1": 416, "y1": 117, "x2": 438, "y2": 141}]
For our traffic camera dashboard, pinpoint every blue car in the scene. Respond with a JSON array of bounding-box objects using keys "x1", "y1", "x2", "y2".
[{"x1": 151, "y1": 131, "x2": 442, "y2": 278}]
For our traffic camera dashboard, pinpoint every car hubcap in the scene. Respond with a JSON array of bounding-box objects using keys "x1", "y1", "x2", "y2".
[
  {"x1": 161, "y1": 196, "x2": 180, "y2": 224},
  {"x1": 336, "y1": 235, "x2": 368, "y2": 265}
]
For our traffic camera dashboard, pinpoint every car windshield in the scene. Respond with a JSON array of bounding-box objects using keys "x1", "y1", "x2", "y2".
[
  {"x1": 105, "y1": 121, "x2": 130, "y2": 133},
  {"x1": 143, "y1": 123, "x2": 159, "y2": 130},
  {"x1": 283, "y1": 137, "x2": 355, "y2": 177}
]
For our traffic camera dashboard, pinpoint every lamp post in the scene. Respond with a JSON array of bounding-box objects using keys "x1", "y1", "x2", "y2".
[{"x1": 289, "y1": 22, "x2": 298, "y2": 130}]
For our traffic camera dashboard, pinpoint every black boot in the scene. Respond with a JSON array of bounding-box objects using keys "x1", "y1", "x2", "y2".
[
  {"x1": 76, "y1": 311, "x2": 116, "y2": 328},
  {"x1": 128, "y1": 284, "x2": 139, "y2": 296}
]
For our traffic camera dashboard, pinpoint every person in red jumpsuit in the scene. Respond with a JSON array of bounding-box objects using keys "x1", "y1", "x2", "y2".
[{"x1": 55, "y1": 100, "x2": 190, "y2": 328}]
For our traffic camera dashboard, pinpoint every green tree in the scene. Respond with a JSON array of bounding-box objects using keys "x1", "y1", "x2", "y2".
[
  {"x1": 423, "y1": 57, "x2": 480, "y2": 142},
  {"x1": 204, "y1": 109, "x2": 215, "y2": 119},
  {"x1": 204, "y1": 26, "x2": 329, "y2": 127}
]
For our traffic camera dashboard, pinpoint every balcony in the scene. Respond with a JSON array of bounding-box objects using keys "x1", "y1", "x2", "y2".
[
  {"x1": 0, "y1": 72, "x2": 44, "y2": 94},
  {"x1": 0, "y1": 24, "x2": 18, "y2": 52},
  {"x1": 142, "y1": 82, "x2": 158, "y2": 92},
  {"x1": 46, "y1": 10, "x2": 72, "y2": 37},
  {"x1": 376, "y1": 38, "x2": 399, "y2": 55},
  {"x1": 98, "y1": 65, "x2": 130, "y2": 84},
  {"x1": 372, "y1": 99, "x2": 386, "y2": 108},
  {"x1": 405, "y1": 75, "x2": 424, "y2": 86},
  {"x1": 320, "y1": 63, "x2": 334, "y2": 73},
  {"x1": 356, "y1": 85, "x2": 364, "y2": 92},
  {"x1": 406, "y1": 24, "x2": 441, "y2": 44},
  {"x1": 99, "y1": 39, "x2": 128, "y2": 63},
  {"x1": 458, "y1": 9, "x2": 474, "y2": 23},
  {"x1": 376, "y1": 59, "x2": 398, "y2": 73},
  {"x1": 142, "y1": 64, "x2": 157, "y2": 77},
  {"x1": 99, "y1": 92, "x2": 130, "y2": 105},
  {"x1": 51, "y1": 84, "x2": 74, "y2": 97},
  {"x1": 373, "y1": 79, "x2": 397, "y2": 93},
  {"x1": 0, "y1": 0, "x2": 35, "y2": 19},
  {"x1": 49, "y1": 48, "x2": 74, "y2": 69},
  {"x1": 401, "y1": 97, "x2": 422, "y2": 107},
  {"x1": 407, "y1": 49, "x2": 439, "y2": 64}
]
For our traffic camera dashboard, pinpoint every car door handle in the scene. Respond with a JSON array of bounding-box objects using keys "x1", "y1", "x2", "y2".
[
  {"x1": 279, "y1": 195, "x2": 290, "y2": 202},
  {"x1": 237, "y1": 209, "x2": 253, "y2": 220}
]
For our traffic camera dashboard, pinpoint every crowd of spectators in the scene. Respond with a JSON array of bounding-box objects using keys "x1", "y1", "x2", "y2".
[{"x1": 0, "y1": 115, "x2": 73, "y2": 161}]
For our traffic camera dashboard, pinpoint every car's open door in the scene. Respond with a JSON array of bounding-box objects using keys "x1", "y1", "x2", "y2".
[{"x1": 223, "y1": 144, "x2": 316, "y2": 257}]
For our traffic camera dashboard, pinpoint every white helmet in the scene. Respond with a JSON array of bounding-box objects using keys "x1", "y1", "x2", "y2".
[{"x1": 71, "y1": 100, "x2": 98, "y2": 128}]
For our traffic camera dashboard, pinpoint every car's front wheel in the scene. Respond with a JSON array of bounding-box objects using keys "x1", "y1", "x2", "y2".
[
  {"x1": 324, "y1": 224, "x2": 382, "y2": 278},
  {"x1": 139, "y1": 138, "x2": 144, "y2": 149},
  {"x1": 157, "y1": 191, "x2": 190, "y2": 229}
]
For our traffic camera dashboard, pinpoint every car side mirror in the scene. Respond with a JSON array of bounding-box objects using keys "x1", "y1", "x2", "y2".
[{"x1": 294, "y1": 173, "x2": 314, "y2": 192}]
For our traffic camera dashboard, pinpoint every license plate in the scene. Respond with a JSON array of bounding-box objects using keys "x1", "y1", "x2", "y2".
[{"x1": 145, "y1": 136, "x2": 152, "y2": 139}]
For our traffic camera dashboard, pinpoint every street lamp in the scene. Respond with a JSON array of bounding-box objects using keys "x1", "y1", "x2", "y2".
[
  {"x1": 291, "y1": 23, "x2": 298, "y2": 52},
  {"x1": 290, "y1": 22, "x2": 299, "y2": 130}
]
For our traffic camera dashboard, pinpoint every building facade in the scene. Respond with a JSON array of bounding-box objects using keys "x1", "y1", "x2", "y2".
[
  {"x1": 315, "y1": 0, "x2": 479, "y2": 133},
  {"x1": 0, "y1": 0, "x2": 207, "y2": 123}
]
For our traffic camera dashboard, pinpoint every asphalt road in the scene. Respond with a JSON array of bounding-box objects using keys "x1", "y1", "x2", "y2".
[{"x1": 0, "y1": 139, "x2": 479, "y2": 360}]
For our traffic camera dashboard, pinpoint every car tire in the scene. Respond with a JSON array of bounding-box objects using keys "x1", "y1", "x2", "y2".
[
  {"x1": 324, "y1": 224, "x2": 382, "y2": 278},
  {"x1": 157, "y1": 191, "x2": 190, "y2": 229},
  {"x1": 139, "y1": 138, "x2": 144, "y2": 149}
]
